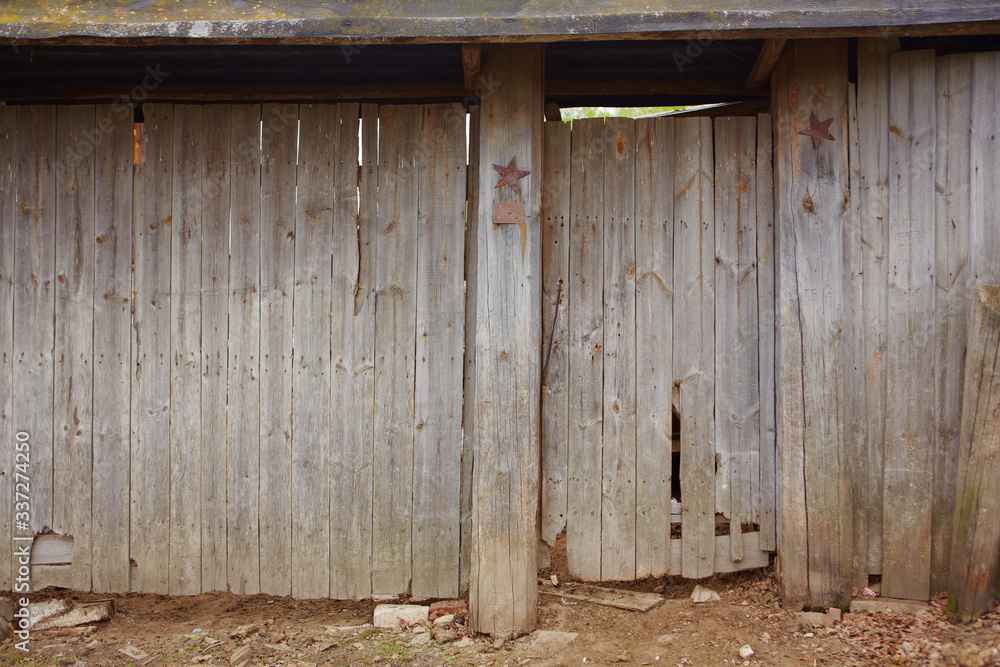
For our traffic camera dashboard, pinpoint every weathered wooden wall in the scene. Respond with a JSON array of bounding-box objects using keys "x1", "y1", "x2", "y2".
[
  {"x1": 0, "y1": 101, "x2": 468, "y2": 599},
  {"x1": 540, "y1": 113, "x2": 777, "y2": 582},
  {"x1": 774, "y1": 40, "x2": 1000, "y2": 605}
]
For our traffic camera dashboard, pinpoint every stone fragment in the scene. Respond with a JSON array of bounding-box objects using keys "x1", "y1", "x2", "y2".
[
  {"x1": 827, "y1": 607, "x2": 842, "y2": 623},
  {"x1": 373, "y1": 604, "x2": 429, "y2": 628},
  {"x1": 657, "y1": 634, "x2": 676, "y2": 645},
  {"x1": 410, "y1": 633, "x2": 431, "y2": 646},
  {"x1": 454, "y1": 637, "x2": 474, "y2": 648},
  {"x1": 230, "y1": 624, "x2": 259, "y2": 640},
  {"x1": 433, "y1": 614, "x2": 455, "y2": 627},
  {"x1": 690, "y1": 585, "x2": 721, "y2": 603},
  {"x1": 795, "y1": 611, "x2": 834, "y2": 629},
  {"x1": 849, "y1": 599, "x2": 930, "y2": 615},
  {"x1": 739, "y1": 645, "x2": 754, "y2": 659},
  {"x1": 525, "y1": 630, "x2": 578, "y2": 657}
]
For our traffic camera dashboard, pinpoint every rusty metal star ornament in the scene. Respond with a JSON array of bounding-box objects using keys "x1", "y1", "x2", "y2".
[
  {"x1": 798, "y1": 112, "x2": 835, "y2": 147},
  {"x1": 493, "y1": 157, "x2": 531, "y2": 193}
]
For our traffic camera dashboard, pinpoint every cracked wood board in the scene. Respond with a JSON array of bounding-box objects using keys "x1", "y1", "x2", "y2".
[{"x1": 539, "y1": 583, "x2": 665, "y2": 612}]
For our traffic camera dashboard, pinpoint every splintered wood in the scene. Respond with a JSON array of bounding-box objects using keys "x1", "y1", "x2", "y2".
[{"x1": 539, "y1": 583, "x2": 665, "y2": 613}]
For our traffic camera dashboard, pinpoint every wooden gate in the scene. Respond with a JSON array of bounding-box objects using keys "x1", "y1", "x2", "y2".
[
  {"x1": 540, "y1": 114, "x2": 777, "y2": 581},
  {"x1": 0, "y1": 102, "x2": 469, "y2": 599}
]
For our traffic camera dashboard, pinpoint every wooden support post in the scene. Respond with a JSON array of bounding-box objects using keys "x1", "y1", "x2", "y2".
[
  {"x1": 746, "y1": 39, "x2": 787, "y2": 90},
  {"x1": 947, "y1": 286, "x2": 1000, "y2": 624},
  {"x1": 463, "y1": 44, "x2": 482, "y2": 92},
  {"x1": 771, "y1": 39, "x2": 852, "y2": 608},
  {"x1": 469, "y1": 44, "x2": 543, "y2": 639}
]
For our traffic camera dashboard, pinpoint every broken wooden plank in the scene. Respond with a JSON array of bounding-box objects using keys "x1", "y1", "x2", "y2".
[
  {"x1": 539, "y1": 583, "x2": 664, "y2": 613},
  {"x1": 673, "y1": 116, "x2": 715, "y2": 580}
]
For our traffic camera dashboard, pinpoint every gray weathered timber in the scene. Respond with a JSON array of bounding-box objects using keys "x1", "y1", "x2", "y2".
[
  {"x1": 291, "y1": 103, "x2": 335, "y2": 599},
  {"x1": 470, "y1": 44, "x2": 542, "y2": 639},
  {"x1": 13, "y1": 106, "x2": 56, "y2": 544},
  {"x1": 412, "y1": 103, "x2": 467, "y2": 598},
  {"x1": 772, "y1": 40, "x2": 852, "y2": 606},
  {"x1": 52, "y1": 104, "x2": 95, "y2": 592},
  {"x1": 846, "y1": 84, "x2": 868, "y2": 589},
  {"x1": 372, "y1": 104, "x2": 419, "y2": 595},
  {"x1": 200, "y1": 105, "x2": 231, "y2": 593},
  {"x1": 331, "y1": 102, "x2": 375, "y2": 600},
  {"x1": 931, "y1": 54, "x2": 973, "y2": 594},
  {"x1": 673, "y1": 116, "x2": 715, "y2": 580},
  {"x1": 856, "y1": 36, "x2": 899, "y2": 577},
  {"x1": 540, "y1": 119, "x2": 571, "y2": 547},
  {"x1": 970, "y1": 53, "x2": 1000, "y2": 288},
  {"x1": 258, "y1": 103, "x2": 297, "y2": 596},
  {"x1": 755, "y1": 113, "x2": 777, "y2": 552},
  {"x1": 91, "y1": 105, "x2": 132, "y2": 594},
  {"x1": 4, "y1": 2, "x2": 1000, "y2": 42},
  {"x1": 947, "y1": 286, "x2": 1000, "y2": 623},
  {"x1": 169, "y1": 104, "x2": 203, "y2": 596},
  {"x1": 566, "y1": 117, "x2": 604, "y2": 582},
  {"x1": 131, "y1": 103, "x2": 172, "y2": 594},
  {"x1": 883, "y1": 49, "x2": 936, "y2": 602},
  {"x1": 714, "y1": 116, "x2": 759, "y2": 563},
  {"x1": 0, "y1": 107, "x2": 12, "y2": 589},
  {"x1": 634, "y1": 116, "x2": 674, "y2": 577},
  {"x1": 601, "y1": 117, "x2": 637, "y2": 581},
  {"x1": 227, "y1": 104, "x2": 262, "y2": 595},
  {"x1": 460, "y1": 105, "x2": 481, "y2": 596}
]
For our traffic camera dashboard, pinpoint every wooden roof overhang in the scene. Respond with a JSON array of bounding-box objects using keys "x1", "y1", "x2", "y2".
[{"x1": 3, "y1": 1, "x2": 1000, "y2": 43}]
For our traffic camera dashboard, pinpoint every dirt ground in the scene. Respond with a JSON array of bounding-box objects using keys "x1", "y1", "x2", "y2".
[{"x1": 3, "y1": 545, "x2": 999, "y2": 667}]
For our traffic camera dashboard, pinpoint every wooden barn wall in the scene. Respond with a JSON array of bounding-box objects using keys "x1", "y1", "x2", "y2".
[
  {"x1": 539, "y1": 113, "x2": 777, "y2": 582},
  {"x1": 0, "y1": 101, "x2": 469, "y2": 599},
  {"x1": 774, "y1": 39, "x2": 1000, "y2": 606}
]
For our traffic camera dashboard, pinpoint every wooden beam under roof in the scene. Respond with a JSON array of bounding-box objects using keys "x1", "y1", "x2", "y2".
[{"x1": 746, "y1": 38, "x2": 787, "y2": 90}]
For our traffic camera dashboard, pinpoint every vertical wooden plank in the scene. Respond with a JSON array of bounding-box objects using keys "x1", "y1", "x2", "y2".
[
  {"x1": 931, "y1": 54, "x2": 972, "y2": 594},
  {"x1": 14, "y1": 106, "x2": 56, "y2": 545},
  {"x1": 0, "y1": 107, "x2": 15, "y2": 590},
  {"x1": 470, "y1": 43, "x2": 543, "y2": 638},
  {"x1": 566, "y1": 118, "x2": 604, "y2": 582},
  {"x1": 331, "y1": 102, "x2": 375, "y2": 600},
  {"x1": 634, "y1": 116, "x2": 674, "y2": 578},
  {"x1": 673, "y1": 116, "x2": 715, "y2": 580},
  {"x1": 200, "y1": 105, "x2": 230, "y2": 593},
  {"x1": 947, "y1": 287, "x2": 1000, "y2": 624},
  {"x1": 258, "y1": 103, "x2": 297, "y2": 596},
  {"x1": 168, "y1": 105, "x2": 203, "y2": 596},
  {"x1": 970, "y1": 53, "x2": 1000, "y2": 290},
  {"x1": 412, "y1": 103, "x2": 467, "y2": 598},
  {"x1": 540, "y1": 119, "x2": 571, "y2": 548},
  {"x1": 53, "y1": 105, "x2": 96, "y2": 592},
  {"x1": 772, "y1": 40, "x2": 852, "y2": 606},
  {"x1": 601, "y1": 117, "x2": 637, "y2": 581},
  {"x1": 714, "y1": 116, "x2": 759, "y2": 564},
  {"x1": 883, "y1": 49, "x2": 936, "y2": 602},
  {"x1": 847, "y1": 84, "x2": 869, "y2": 588},
  {"x1": 227, "y1": 104, "x2": 262, "y2": 595},
  {"x1": 290, "y1": 103, "x2": 334, "y2": 599},
  {"x1": 92, "y1": 104, "x2": 133, "y2": 593},
  {"x1": 756, "y1": 113, "x2": 777, "y2": 552},
  {"x1": 857, "y1": 36, "x2": 899, "y2": 576},
  {"x1": 460, "y1": 105, "x2": 481, "y2": 596},
  {"x1": 131, "y1": 103, "x2": 172, "y2": 593},
  {"x1": 373, "y1": 105, "x2": 419, "y2": 595},
  {"x1": 771, "y1": 54, "x2": 808, "y2": 605}
]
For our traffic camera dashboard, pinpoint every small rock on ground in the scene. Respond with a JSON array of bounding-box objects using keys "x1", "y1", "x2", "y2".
[
  {"x1": 739, "y1": 644, "x2": 755, "y2": 659},
  {"x1": 796, "y1": 611, "x2": 834, "y2": 628},
  {"x1": 526, "y1": 630, "x2": 579, "y2": 657},
  {"x1": 690, "y1": 585, "x2": 721, "y2": 603},
  {"x1": 373, "y1": 604, "x2": 429, "y2": 628},
  {"x1": 657, "y1": 634, "x2": 676, "y2": 645}
]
